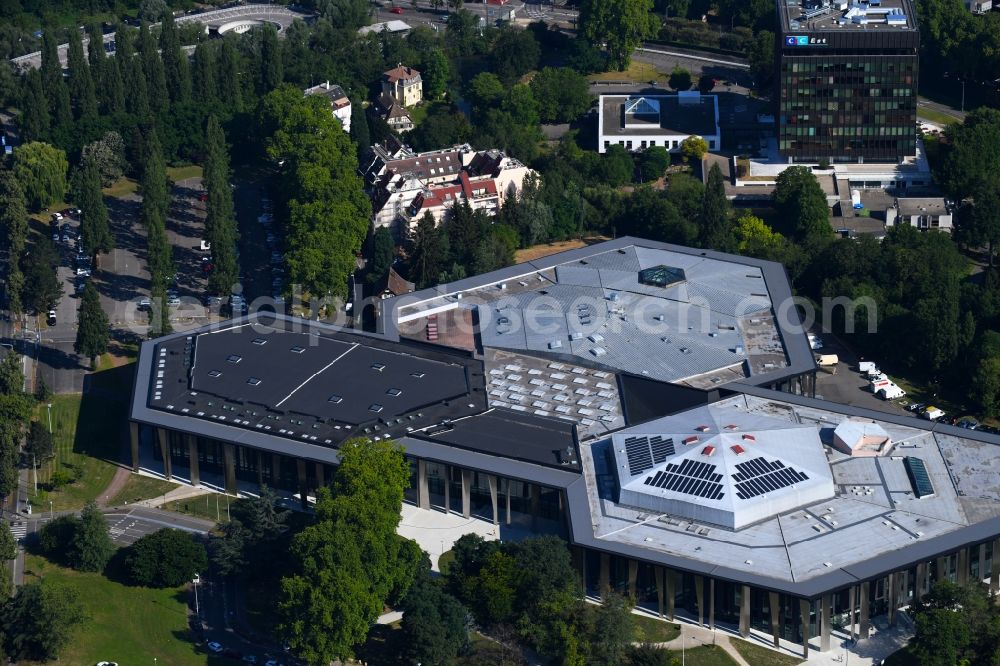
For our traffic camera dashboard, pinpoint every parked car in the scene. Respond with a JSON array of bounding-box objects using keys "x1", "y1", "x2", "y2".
[
  {"x1": 207, "y1": 642, "x2": 224, "y2": 653},
  {"x1": 270, "y1": 252, "x2": 283, "y2": 264},
  {"x1": 95, "y1": 662, "x2": 119, "y2": 666},
  {"x1": 921, "y1": 406, "x2": 945, "y2": 421},
  {"x1": 166, "y1": 296, "x2": 181, "y2": 307},
  {"x1": 198, "y1": 193, "x2": 208, "y2": 202},
  {"x1": 389, "y1": 5, "x2": 403, "y2": 12},
  {"x1": 75, "y1": 266, "x2": 91, "y2": 277},
  {"x1": 46, "y1": 310, "x2": 56, "y2": 326},
  {"x1": 50, "y1": 212, "x2": 63, "y2": 222},
  {"x1": 907, "y1": 402, "x2": 926, "y2": 413},
  {"x1": 200, "y1": 240, "x2": 212, "y2": 251}
]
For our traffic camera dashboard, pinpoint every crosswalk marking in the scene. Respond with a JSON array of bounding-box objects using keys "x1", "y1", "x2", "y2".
[{"x1": 9, "y1": 522, "x2": 27, "y2": 541}]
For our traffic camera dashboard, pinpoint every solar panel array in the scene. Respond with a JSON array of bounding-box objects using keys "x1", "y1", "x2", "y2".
[
  {"x1": 643, "y1": 458, "x2": 724, "y2": 500},
  {"x1": 624, "y1": 435, "x2": 676, "y2": 475},
  {"x1": 904, "y1": 457, "x2": 934, "y2": 498},
  {"x1": 485, "y1": 357, "x2": 624, "y2": 437},
  {"x1": 732, "y1": 457, "x2": 808, "y2": 500}
]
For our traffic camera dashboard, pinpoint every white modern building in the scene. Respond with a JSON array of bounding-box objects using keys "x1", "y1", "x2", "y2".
[
  {"x1": 304, "y1": 81, "x2": 351, "y2": 133},
  {"x1": 598, "y1": 92, "x2": 721, "y2": 154},
  {"x1": 886, "y1": 197, "x2": 953, "y2": 232}
]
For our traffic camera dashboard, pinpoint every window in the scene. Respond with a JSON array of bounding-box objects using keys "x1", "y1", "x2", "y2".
[
  {"x1": 369, "y1": 404, "x2": 384, "y2": 413},
  {"x1": 227, "y1": 354, "x2": 242, "y2": 364},
  {"x1": 386, "y1": 388, "x2": 402, "y2": 397},
  {"x1": 371, "y1": 363, "x2": 386, "y2": 372}
]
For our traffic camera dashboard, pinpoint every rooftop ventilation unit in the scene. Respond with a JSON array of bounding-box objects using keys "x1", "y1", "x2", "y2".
[
  {"x1": 731, "y1": 444, "x2": 746, "y2": 455},
  {"x1": 227, "y1": 355, "x2": 242, "y2": 364},
  {"x1": 246, "y1": 377, "x2": 261, "y2": 386},
  {"x1": 371, "y1": 363, "x2": 386, "y2": 372},
  {"x1": 290, "y1": 346, "x2": 305, "y2": 354}
]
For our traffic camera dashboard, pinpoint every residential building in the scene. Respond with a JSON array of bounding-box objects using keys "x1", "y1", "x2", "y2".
[
  {"x1": 885, "y1": 196, "x2": 953, "y2": 231},
  {"x1": 372, "y1": 93, "x2": 414, "y2": 132},
  {"x1": 382, "y1": 64, "x2": 422, "y2": 108},
  {"x1": 598, "y1": 92, "x2": 721, "y2": 154},
  {"x1": 964, "y1": 0, "x2": 992, "y2": 13},
  {"x1": 776, "y1": 0, "x2": 919, "y2": 163},
  {"x1": 130, "y1": 238, "x2": 1000, "y2": 658},
  {"x1": 303, "y1": 81, "x2": 351, "y2": 133},
  {"x1": 361, "y1": 143, "x2": 533, "y2": 235}
]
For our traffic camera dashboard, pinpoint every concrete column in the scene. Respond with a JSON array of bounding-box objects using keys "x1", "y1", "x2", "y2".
[
  {"x1": 530, "y1": 483, "x2": 541, "y2": 529},
  {"x1": 461, "y1": 469, "x2": 473, "y2": 518},
  {"x1": 488, "y1": 475, "x2": 498, "y2": 525},
  {"x1": 627, "y1": 559, "x2": 638, "y2": 599},
  {"x1": 958, "y1": 547, "x2": 970, "y2": 586},
  {"x1": 709, "y1": 578, "x2": 716, "y2": 630},
  {"x1": 821, "y1": 595, "x2": 832, "y2": 652},
  {"x1": 255, "y1": 451, "x2": 263, "y2": 487},
  {"x1": 847, "y1": 585, "x2": 858, "y2": 641},
  {"x1": 665, "y1": 569, "x2": 676, "y2": 620},
  {"x1": 937, "y1": 556, "x2": 948, "y2": 581},
  {"x1": 739, "y1": 585, "x2": 750, "y2": 637},
  {"x1": 505, "y1": 479, "x2": 512, "y2": 526},
  {"x1": 129, "y1": 422, "x2": 140, "y2": 472},
  {"x1": 186, "y1": 435, "x2": 199, "y2": 486},
  {"x1": 573, "y1": 547, "x2": 586, "y2": 592},
  {"x1": 270, "y1": 453, "x2": 281, "y2": 487},
  {"x1": 859, "y1": 582, "x2": 870, "y2": 640},
  {"x1": 992, "y1": 538, "x2": 1000, "y2": 596},
  {"x1": 223, "y1": 443, "x2": 237, "y2": 496},
  {"x1": 295, "y1": 458, "x2": 308, "y2": 509},
  {"x1": 769, "y1": 591, "x2": 781, "y2": 648},
  {"x1": 695, "y1": 575, "x2": 704, "y2": 627},
  {"x1": 799, "y1": 599, "x2": 811, "y2": 659},
  {"x1": 417, "y1": 459, "x2": 429, "y2": 509},
  {"x1": 599, "y1": 553, "x2": 610, "y2": 597},
  {"x1": 157, "y1": 428, "x2": 172, "y2": 480},
  {"x1": 887, "y1": 572, "x2": 897, "y2": 626},
  {"x1": 655, "y1": 567, "x2": 665, "y2": 618},
  {"x1": 916, "y1": 561, "x2": 928, "y2": 599},
  {"x1": 443, "y1": 465, "x2": 450, "y2": 514},
  {"x1": 314, "y1": 461, "x2": 324, "y2": 489},
  {"x1": 979, "y1": 543, "x2": 988, "y2": 583},
  {"x1": 899, "y1": 567, "x2": 910, "y2": 608}
]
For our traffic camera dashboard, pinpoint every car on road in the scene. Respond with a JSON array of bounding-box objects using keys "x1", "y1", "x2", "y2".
[
  {"x1": 389, "y1": 5, "x2": 403, "y2": 12},
  {"x1": 46, "y1": 310, "x2": 56, "y2": 326},
  {"x1": 50, "y1": 212, "x2": 63, "y2": 223},
  {"x1": 76, "y1": 265, "x2": 91, "y2": 277},
  {"x1": 137, "y1": 297, "x2": 151, "y2": 310},
  {"x1": 207, "y1": 642, "x2": 224, "y2": 653},
  {"x1": 166, "y1": 296, "x2": 181, "y2": 308}
]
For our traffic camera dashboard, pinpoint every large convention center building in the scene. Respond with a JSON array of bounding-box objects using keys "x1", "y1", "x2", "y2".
[{"x1": 129, "y1": 238, "x2": 1000, "y2": 656}]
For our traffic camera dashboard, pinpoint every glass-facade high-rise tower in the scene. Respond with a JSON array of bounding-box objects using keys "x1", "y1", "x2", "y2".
[{"x1": 776, "y1": 0, "x2": 919, "y2": 163}]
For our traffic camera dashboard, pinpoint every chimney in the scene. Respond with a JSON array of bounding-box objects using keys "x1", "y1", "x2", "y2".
[{"x1": 324, "y1": 80, "x2": 329, "y2": 89}]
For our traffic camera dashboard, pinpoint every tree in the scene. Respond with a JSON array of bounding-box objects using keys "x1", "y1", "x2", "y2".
[
  {"x1": 600, "y1": 145, "x2": 635, "y2": 186},
  {"x1": 139, "y1": 0, "x2": 168, "y2": 22},
  {"x1": 74, "y1": 161, "x2": 113, "y2": 264},
  {"x1": 159, "y1": 11, "x2": 191, "y2": 105},
  {"x1": 668, "y1": 66, "x2": 692, "y2": 91},
  {"x1": 466, "y1": 72, "x2": 505, "y2": 112},
  {"x1": 0, "y1": 351, "x2": 24, "y2": 396},
  {"x1": 25, "y1": 420, "x2": 55, "y2": 465},
  {"x1": 0, "y1": 171, "x2": 28, "y2": 314},
  {"x1": 368, "y1": 226, "x2": 394, "y2": 284},
  {"x1": 19, "y1": 68, "x2": 50, "y2": 143},
  {"x1": 747, "y1": 30, "x2": 775, "y2": 91},
  {"x1": 638, "y1": 146, "x2": 671, "y2": 181},
  {"x1": 204, "y1": 116, "x2": 239, "y2": 296},
  {"x1": 258, "y1": 25, "x2": 284, "y2": 95},
  {"x1": 699, "y1": 163, "x2": 733, "y2": 251},
  {"x1": 773, "y1": 165, "x2": 831, "y2": 241},
  {"x1": 409, "y1": 212, "x2": 449, "y2": 288},
  {"x1": 400, "y1": 579, "x2": 470, "y2": 665},
  {"x1": 1, "y1": 581, "x2": 85, "y2": 661},
  {"x1": 579, "y1": 0, "x2": 658, "y2": 70},
  {"x1": 70, "y1": 501, "x2": 115, "y2": 572},
  {"x1": 138, "y1": 22, "x2": 169, "y2": 115},
  {"x1": 939, "y1": 108, "x2": 1000, "y2": 203},
  {"x1": 74, "y1": 283, "x2": 110, "y2": 367},
  {"x1": 734, "y1": 212, "x2": 784, "y2": 259},
  {"x1": 628, "y1": 644, "x2": 681, "y2": 666},
  {"x1": 588, "y1": 592, "x2": 634, "y2": 665},
  {"x1": 21, "y1": 235, "x2": 62, "y2": 314},
  {"x1": 972, "y1": 354, "x2": 1000, "y2": 417},
  {"x1": 279, "y1": 439, "x2": 413, "y2": 663},
  {"x1": 491, "y1": 27, "x2": 540, "y2": 83},
  {"x1": 140, "y1": 128, "x2": 173, "y2": 297},
  {"x1": 124, "y1": 528, "x2": 208, "y2": 587},
  {"x1": 530, "y1": 67, "x2": 592, "y2": 124},
  {"x1": 66, "y1": 26, "x2": 97, "y2": 120},
  {"x1": 12, "y1": 142, "x2": 68, "y2": 211},
  {"x1": 0, "y1": 513, "x2": 14, "y2": 560},
  {"x1": 81, "y1": 131, "x2": 127, "y2": 187},
  {"x1": 408, "y1": 106, "x2": 473, "y2": 152},
  {"x1": 421, "y1": 48, "x2": 451, "y2": 100},
  {"x1": 211, "y1": 518, "x2": 249, "y2": 578},
  {"x1": 680, "y1": 135, "x2": 707, "y2": 164}
]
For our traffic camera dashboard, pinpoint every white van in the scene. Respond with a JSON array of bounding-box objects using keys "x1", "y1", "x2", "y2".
[
  {"x1": 878, "y1": 384, "x2": 906, "y2": 400},
  {"x1": 921, "y1": 406, "x2": 945, "y2": 420},
  {"x1": 858, "y1": 361, "x2": 878, "y2": 375},
  {"x1": 816, "y1": 354, "x2": 839, "y2": 366}
]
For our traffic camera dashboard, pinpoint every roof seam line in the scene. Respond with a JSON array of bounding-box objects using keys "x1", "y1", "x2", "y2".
[{"x1": 274, "y1": 343, "x2": 358, "y2": 408}]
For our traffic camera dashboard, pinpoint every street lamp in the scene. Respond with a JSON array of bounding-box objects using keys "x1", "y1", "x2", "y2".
[
  {"x1": 193, "y1": 573, "x2": 201, "y2": 617},
  {"x1": 49, "y1": 500, "x2": 52, "y2": 520},
  {"x1": 46, "y1": 403, "x2": 52, "y2": 434}
]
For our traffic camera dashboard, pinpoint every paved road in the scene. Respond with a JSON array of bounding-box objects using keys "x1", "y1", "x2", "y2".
[
  {"x1": 38, "y1": 214, "x2": 86, "y2": 394},
  {"x1": 10, "y1": 3, "x2": 314, "y2": 69}
]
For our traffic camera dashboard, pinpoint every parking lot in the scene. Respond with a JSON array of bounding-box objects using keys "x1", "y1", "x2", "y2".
[
  {"x1": 37, "y1": 210, "x2": 87, "y2": 394},
  {"x1": 811, "y1": 332, "x2": 910, "y2": 416}
]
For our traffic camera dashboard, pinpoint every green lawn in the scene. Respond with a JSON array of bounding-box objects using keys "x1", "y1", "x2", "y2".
[
  {"x1": 23, "y1": 553, "x2": 222, "y2": 665},
  {"x1": 167, "y1": 165, "x2": 204, "y2": 181},
  {"x1": 162, "y1": 494, "x2": 241, "y2": 524},
  {"x1": 731, "y1": 638, "x2": 805, "y2": 666},
  {"x1": 103, "y1": 177, "x2": 138, "y2": 199},
  {"x1": 633, "y1": 613, "x2": 681, "y2": 643},
  {"x1": 107, "y1": 474, "x2": 181, "y2": 507},
  {"x1": 29, "y1": 392, "x2": 121, "y2": 512},
  {"x1": 916, "y1": 105, "x2": 961, "y2": 127},
  {"x1": 589, "y1": 60, "x2": 667, "y2": 82},
  {"x1": 676, "y1": 644, "x2": 740, "y2": 666}
]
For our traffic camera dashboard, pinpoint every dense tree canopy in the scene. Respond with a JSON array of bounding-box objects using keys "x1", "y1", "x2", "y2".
[
  {"x1": 579, "y1": 0, "x2": 658, "y2": 70},
  {"x1": 773, "y1": 166, "x2": 831, "y2": 241},
  {"x1": 1, "y1": 581, "x2": 85, "y2": 662},
  {"x1": 125, "y1": 528, "x2": 208, "y2": 588},
  {"x1": 12, "y1": 142, "x2": 68, "y2": 211}
]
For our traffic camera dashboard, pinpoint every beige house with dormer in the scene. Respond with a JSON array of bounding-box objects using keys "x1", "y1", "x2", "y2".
[{"x1": 382, "y1": 64, "x2": 422, "y2": 108}]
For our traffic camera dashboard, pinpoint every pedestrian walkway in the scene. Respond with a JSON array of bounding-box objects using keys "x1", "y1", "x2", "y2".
[
  {"x1": 130, "y1": 483, "x2": 213, "y2": 509},
  {"x1": 8, "y1": 521, "x2": 26, "y2": 541},
  {"x1": 396, "y1": 504, "x2": 502, "y2": 571}
]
